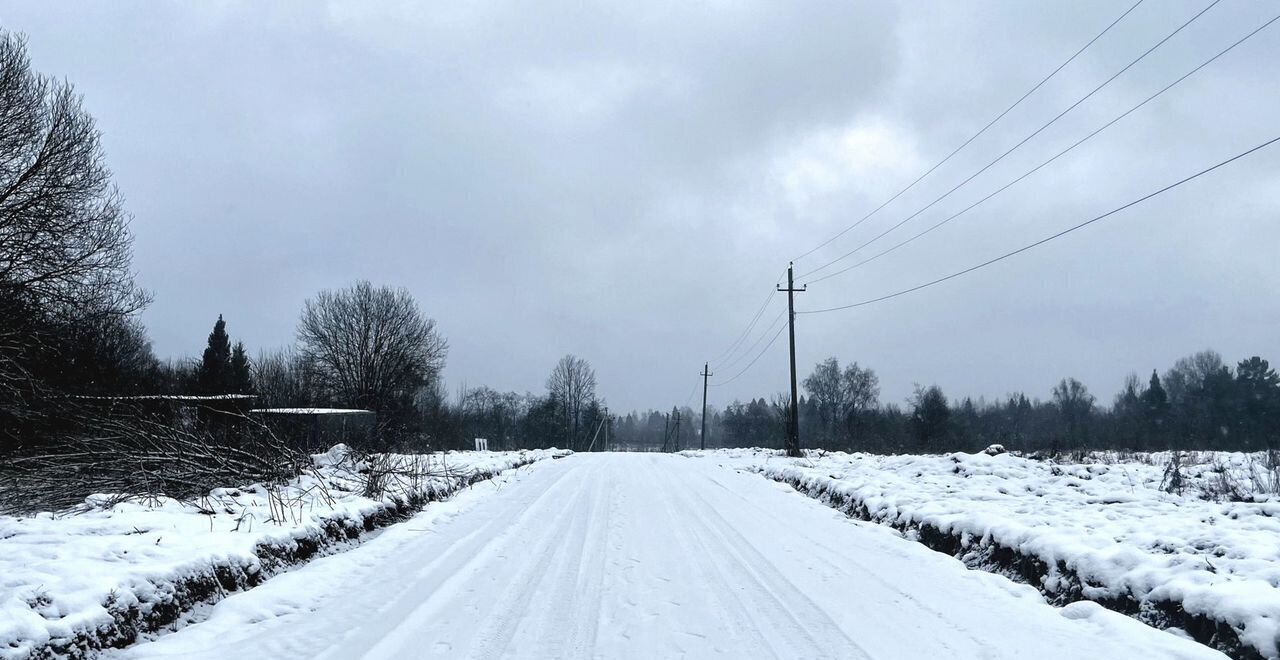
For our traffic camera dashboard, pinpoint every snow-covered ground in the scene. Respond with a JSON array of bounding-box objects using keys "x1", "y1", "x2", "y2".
[
  {"x1": 101, "y1": 453, "x2": 1220, "y2": 660},
  {"x1": 686, "y1": 448, "x2": 1280, "y2": 659},
  {"x1": 0, "y1": 447, "x2": 566, "y2": 660}
]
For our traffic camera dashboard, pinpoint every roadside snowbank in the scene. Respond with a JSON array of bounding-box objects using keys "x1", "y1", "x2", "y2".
[
  {"x1": 687, "y1": 449, "x2": 1280, "y2": 660},
  {"x1": 0, "y1": 447, "x2": 567, "y2": 660}
]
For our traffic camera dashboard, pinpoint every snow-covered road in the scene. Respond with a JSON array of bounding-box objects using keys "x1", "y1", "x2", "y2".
[{"x1": 118, "y1": 454, "x2": 1224, "y2": 660}]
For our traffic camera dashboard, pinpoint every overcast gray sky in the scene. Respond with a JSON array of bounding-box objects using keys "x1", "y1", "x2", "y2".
[{"x1": 1, "y1": 0, "x2": 1276, "y2": 412}]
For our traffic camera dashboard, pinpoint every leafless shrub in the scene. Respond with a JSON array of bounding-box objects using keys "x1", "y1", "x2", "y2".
[
  {"x1": 327, "y1": 447, "x2": 470, "y2": 501},
  {"x1": 1247, "y1": 450, "x2": 1280, "y2": 497},
  {"x1": 1202, "y1": 457, "x2": 1248, "y2": 502},
  {"x1": 1160, "y1": 451, "x2": 1187, "y2": 495},
  {"x1": 260, "y1": 479, "x2": 335, "y2": 526}
]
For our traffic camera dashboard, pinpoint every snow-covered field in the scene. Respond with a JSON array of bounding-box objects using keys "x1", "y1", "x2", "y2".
[
  {"x1": 686, "y1": 448, "x2": 1280, "y2": 659},
  {"x1": 0, "y1": 447, "x2": 566, "y2": 660}
]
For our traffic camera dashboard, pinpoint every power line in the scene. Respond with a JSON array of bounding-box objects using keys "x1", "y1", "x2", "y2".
[
  {"x1": 715, "y1": 308, "x2": 786, "y2": 375},
  {"x1": 799, "y1": 133, "x2": 1280, "y2": 315},
  {"x1": 790, "y1": 0, "x2": 1147, "y2": 264},
  {"x1": 804, "y1": 11, "x2": 1280, "y2": 287},
  {"x1": 711, "y1": 321, "x2": 787, "y2": 387},
  {"x1": 713, "y1": 298, "x2": 783, "y2": 371},
  {"x1": 706, "y1": 268, "x2": 783, "y2": 370},
  {"x1": 796, "y1": 0, "x2": 1222, "y2": 281},
  {"x1": 681, "y1": 375, "x2": 701, "y2": 408},
  {"x1": 709, "y1": 288, "x2": 776, "y2": 369}
]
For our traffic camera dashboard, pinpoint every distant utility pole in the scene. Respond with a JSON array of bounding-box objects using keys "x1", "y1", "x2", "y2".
[
  {"x1": 587, "y1": 410, "x2": 608, "y2": 452},
  {"x1": 603, "y1": 405, "x2": 610, "y2": 452},
  {"x1": 700, "y1": 363, "x2": 713, "y2": 450},
  {"x1": 673, "y1": 409, "x2": 682, "y2": 452},
  {"x1": 778, "y1": 262, "x2": 806, "y2": 458}
]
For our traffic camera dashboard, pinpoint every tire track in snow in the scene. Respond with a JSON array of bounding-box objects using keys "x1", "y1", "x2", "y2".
[
  {"x1": 127, "y1": 458, "x2": 579, "y2": 660},
  {"x1": 479, "y1": 511, "x2": 582, "y2": 657},
  {"x1": 692, "y1": 465, "x2": 1001, "y2": 657},
  {"x1": 321, "y1": 460, "x2": 584, "y2": 659},
  {"x1": 599, "y1": 455, "x2": 707, "y2": 656},
  {"x1": 667, "y1": 464, "x2": 872, "y2": 660},
  {"x1": 523, "y1": 462, "x2": 608, "y2": 658},
  {"x1": 653, "y1": 461, "x2": 793, "y2": 658},
  {"x1": 566, "y1": 459, "x2": 614, "y2": 657}
]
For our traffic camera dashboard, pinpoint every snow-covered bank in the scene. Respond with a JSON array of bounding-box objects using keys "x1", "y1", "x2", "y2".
[
  {"x1": 686, "y1": 449, "x2": 1280, "y2": 660},
  {"x1": 0, "y1": 448, "x2": 568, "y2": 660}
]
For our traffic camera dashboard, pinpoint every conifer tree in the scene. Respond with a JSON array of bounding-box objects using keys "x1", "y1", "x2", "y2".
[
  {"x1": 1235, "y1": 357, "x2": 1279, "y2": 445},
  {"x1": 196, "y1": 315, "x2": 232, "y2": 394},
  {"x1": 1138, "y1": 370, "x2": 1170, "y2": 449},
  {"x1": 1142, "y1": 370, "x2": 1169, "y2": 424},
  {"x1": 230, "y1": 341, "x2": 253, "y2": 394}
]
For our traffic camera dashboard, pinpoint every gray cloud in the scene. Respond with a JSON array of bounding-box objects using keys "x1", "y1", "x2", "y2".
[{"x1": 1, "y1": 0, "x2": 1276, "y2": 411}]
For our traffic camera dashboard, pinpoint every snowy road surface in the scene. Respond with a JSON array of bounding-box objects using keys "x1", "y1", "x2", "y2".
[{"x1": 119, "y1": 454, "x2": 1224, "y2": 660}]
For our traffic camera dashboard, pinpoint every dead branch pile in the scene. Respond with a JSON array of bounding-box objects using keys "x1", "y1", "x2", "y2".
[{"x1": 0, "y1": 407, "x2": 310, "y2": 515}]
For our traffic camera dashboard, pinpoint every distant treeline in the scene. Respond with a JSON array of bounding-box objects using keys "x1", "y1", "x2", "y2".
[{"x1": 608, "y1": 351, "x2": 1280, "y2": 454}]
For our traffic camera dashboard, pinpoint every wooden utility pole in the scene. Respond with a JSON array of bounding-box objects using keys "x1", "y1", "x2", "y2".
[
  {"x1": 587, "y1": 406, "x2": 610, "y2": 452},
  {"x1": 673, "y1": 409, "x2": 682, "y2": 452},
  {"x1": 700, "y1": 363, "x2": 712, "y2": 450},
  {"x1": 778, "y1": 262, "x2": 806, "y2": 458}
]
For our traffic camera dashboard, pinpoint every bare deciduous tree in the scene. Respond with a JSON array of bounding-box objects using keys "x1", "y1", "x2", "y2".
[
  {"x1": 1, "y1": 32, "x2": 150, "y2": 451},
  {"x1": 297, "y1": 281, "x2": 447, "y2": 425},
  {"x1": 803, "y1": 357, "x2": 879, "y2": 448},
  {"x1": 461, "y1": 386, "x2": 524, "y2": 450},
  {"x1": 803, "y1": 357, "x2": 844, "y2": 443},
  {"x1": 254, "y1": 347, "x2": 312, "y2": 408},
  {"x1": 1052, "y1": 377, "x2": 1095, "y2": 446},
  {"x1": 1163, "y1": 349, "x2": 1225, "y2": 406},
  {"x1": 0, "y1": 32, "x2": 148, "y2": 320},
  {"x1": 841, "y1": 361, "x2": 879, "y2": 445},
  {"x1": 546, "y1": 354, "x2": 596, "y2": 450}
]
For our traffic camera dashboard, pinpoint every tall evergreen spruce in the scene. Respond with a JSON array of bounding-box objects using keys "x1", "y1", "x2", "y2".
[
  {"x1": 1142, "y1": 370, "x2": 1169, "y2": 426},
  {"x1": 196, "y1": 315, "x2": 233, "y2": 394},
  {"x1": 230, "y1": 341, "x2": 253, "y2": 394}
]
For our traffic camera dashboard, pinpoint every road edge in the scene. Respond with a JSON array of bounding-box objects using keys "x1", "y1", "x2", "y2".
[
  {"x1": 750, "y1": 465, "x2": 1261, "y2": 660},
  {"x1": 23, "y1": 452, "x2": 565, "y2": 660}
]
